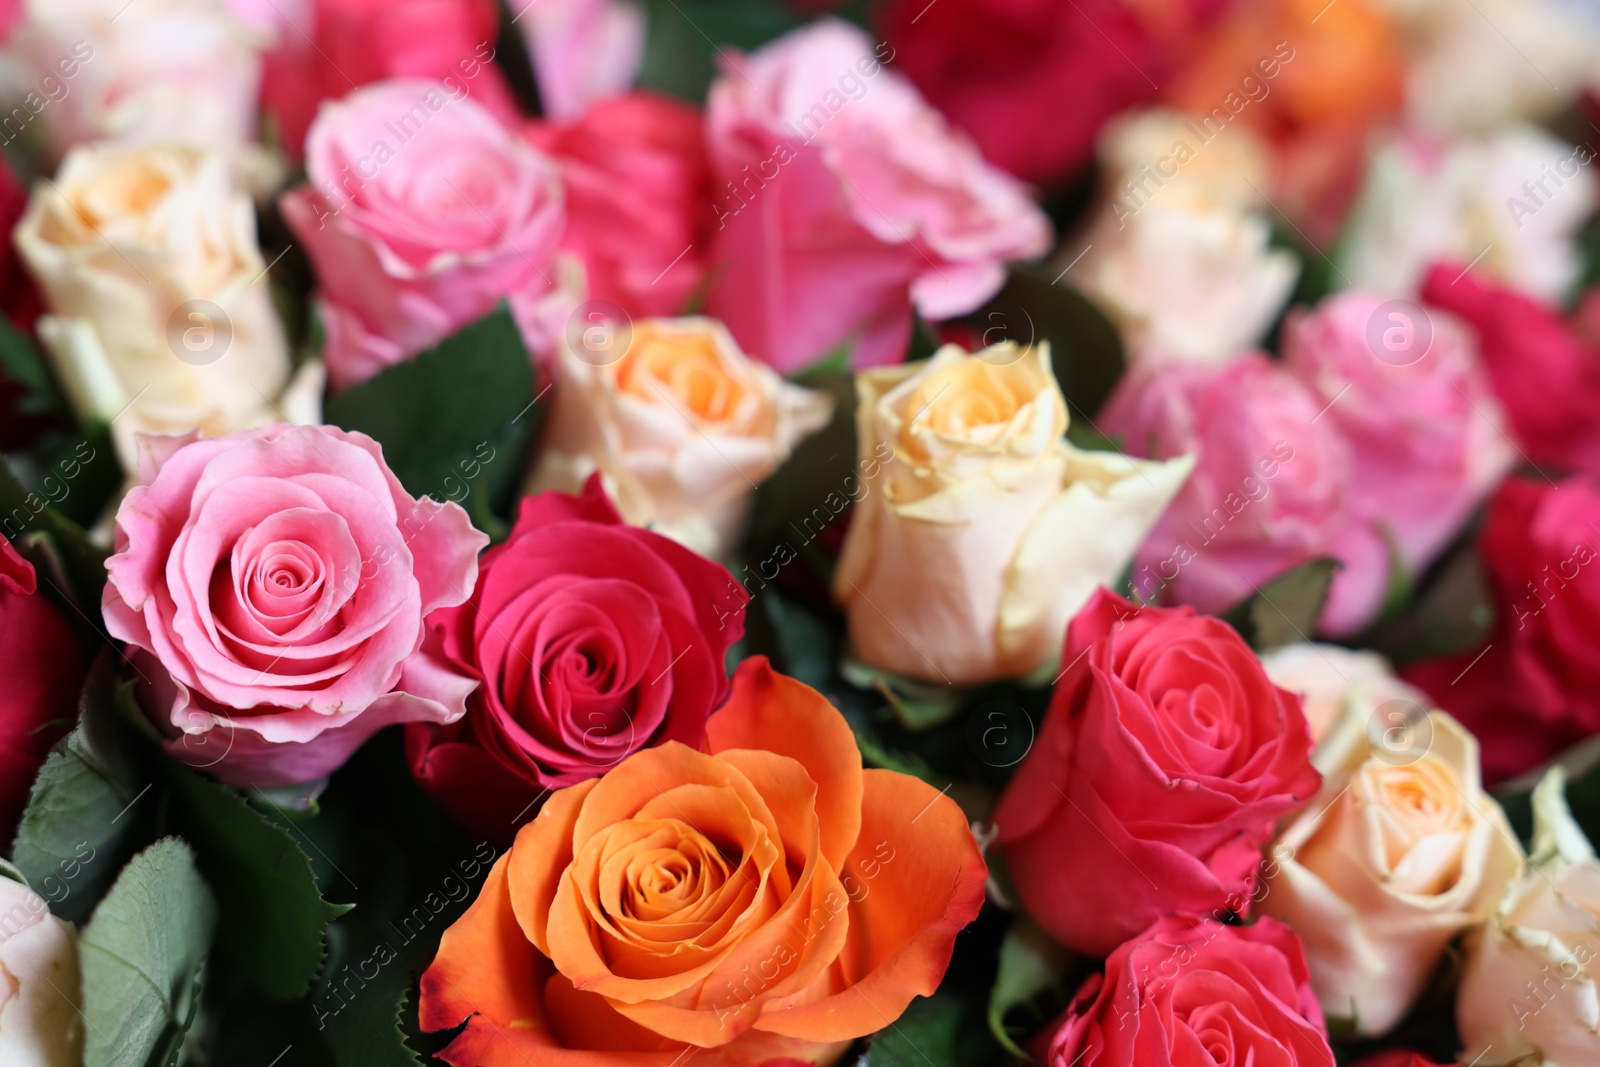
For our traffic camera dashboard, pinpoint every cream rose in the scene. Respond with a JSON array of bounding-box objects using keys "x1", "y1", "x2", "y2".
[
  {"x1": 525, "y1": 316, "x2": 832, "y2": 560},
  {"x1": 1457, "y1": 767, "x2": 1600, "y2": 1066},
  {"x1": 3, "y1": 0, "x2": 268, "y2": 165},
  {"x1": 1259, "y1": 642, "x2": 1431, "y2": 756},
  {"x1": 0, "y1": 874, "x2": 82, "y2": 1067},
  {"x1": 14, "y1": 142, "x2": 310, "y2": 473},
  {"x1": 1259, "y1": 709, "x2": 1524, "y2": 1035},
  {"x1": 1070, "y1": 109, "x2": 1299, "y2": 367},
  {"x1": 833, "y1": 342, "x2": 1192, "y2": 686}
]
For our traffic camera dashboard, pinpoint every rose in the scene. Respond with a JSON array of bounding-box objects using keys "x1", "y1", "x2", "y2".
[
  {"x1": 0, "y1": 153, "x2": 45, "y2": 451},
  {"x1": 1073, "y1": 111, "x2": 1299, "y2": 367},
  {"x1": 1041, "y1": 916, "x2": 1334, "y2": 1067},
  {"x1": 1258, "y1": 642, "x2": 1428, "y2": 751},
  {"x1": 102, "y1": 423, "x2": 488, "y2": 787},
  {"x1": 1457, "y1": 768, "x2": 1600, "y2": 1067},
  {"x1": 1405, "y1": 475, "x2": 1600, "y2": 784},
  {"x1": 5, "y1": 0, "x2": 267, "y2": 163},
  {"x1": 523, "y1": 92, "x2": 712, "y2": 320},
  {"x1": 994, "y1": 589, "x2": 1321, "y2": 955},
  {"x1": 1169, "y1": 0, "x2": 1405, "y2": 243},
  {"x1": 14, "y1": 143, "x2": 304, "y2": 472},
  {"x1": 833, "y1": 342, "x2": 1191, "y2": 686},
  {"x1": 702, "y1": 18, "x2": 1052, "y2": 374},
  {"x1": 527, "y1": 317, "x2": 832, "y2": 560},
  {"x1": 877, "y1": 0, "x2": 1222, "y2": 186},
  {"x1": 0, "y1": 874, "x2": 81, "y2": 1066},
  {"x1": 280, "y1": 80, "x2": 571, "y2": 391},
  {"x1": 0, "y1": 537, "x2": 82, "y2": 849},
  {"x1": 1340, "y1": 127, "x2": 1596, "y2": 303},
  {"x1": 406, "y1": 476, "x2": 751, "y2": 843},
  {"x1": 1103, "y1": 354, "x2": 1389, "y2": 636},
  {"x1": 1281, "y1": 288, "x2": 1514, "y2": 571},
  {"x1": 1422, "y1": 264, "x2": 1600, "y2": 477},
  {"x1": 1258, "y1": 710, "x2": 1523, "y2": 1034},
  {"x1": 419, "y1": 657, "x2": 987, "y2": 1066},
  {"x1": 260, "y1": 0, "x2": 520, "y2": 160},
  {"x1": 516, "y1": 0, "x2": 644, "y2": 121}
]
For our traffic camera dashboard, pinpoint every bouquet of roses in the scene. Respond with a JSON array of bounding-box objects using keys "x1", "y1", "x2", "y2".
[{"x1": 4, "y1": 1, "x2": 1600, "y2": 1065}]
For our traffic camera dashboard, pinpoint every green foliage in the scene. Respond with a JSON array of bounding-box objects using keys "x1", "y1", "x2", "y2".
[{"x1": 1222, "y1": 557, "x2": 1339, "y2": 651}]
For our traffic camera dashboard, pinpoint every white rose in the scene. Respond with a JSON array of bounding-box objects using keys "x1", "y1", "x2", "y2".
[
  {"x1": 1068, "y1": 109, "x2": 1299, "y2": 367},
  {"x1": 1340, "y1": 125, "x2": 1596, "y2": 303},
  {"x1": 833, "y1": 341, "x2": 1192, "y2": 685},
  {"x1": 14, "y1": 143, "x2": 308, "y2": 473},
  {"x1": 1259, "y1": 709, "x2": 1524, "y2": 1035},
  {"x1": 0, "y1": 874, "x2": 82, "y2": 1067},
  {"x1": 1458, "y1": 767, "x2": 1600, "y2": 1066},
  {"x1": 3, "y1": 0, "x2": 267, "y2": 165},
  {"x1": 525, "y1": 316, "x2": 832, "y2": 560},
  {"x1": 1259, "y1": 642, "x2": 1431, "y2": 757}
]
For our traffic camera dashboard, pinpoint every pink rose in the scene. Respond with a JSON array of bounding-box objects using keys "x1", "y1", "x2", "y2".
[
  {"x1": 1422, "y1": 263, "x2": 1600, "y2": 477},
  {"x1": 1103, "y1": 355, "x2": 1388, "y2": 635},
  {"x1": 516, "y1": 0, "x2": 645, "y2": 121},
  {"x1": 261, "y1": 0, "x2": 520, "y2": 160},
  {"x1": 281, "y1": 80, "x2": 568, "y2": 391},
  {"x1": 523, "y1": 92, "x2": 711, "y2": 320},
  {"x1": 102, "y1": 424, "x2": 488, "y2": 787},
  {"x1": 1043, "y1": 916, "x2": 1334, "y2": 1067},
  {"x1": 1281, "y1": 289, "x2": 1513, "y2": 571},
  {"x1": 703, "y1": 19, "x2": 1052, "y2": 373}
]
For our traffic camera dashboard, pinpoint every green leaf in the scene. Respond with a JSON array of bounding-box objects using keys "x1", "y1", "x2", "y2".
[
  {"x1": 841, "y1": 658, "x2": 965, "y2": 732},
  {"x1": 635, "y1": 0, "x2": 801, "y2": 102},
  {"x1": 788, "y1": 342, "x2": 852, "y2": 387},
  {"x1": 168, "y1": 768, "x2": 351, "y2": 1000},
  {"x1": 988, "y1": 916, "x2": 1074, "y2": 1060},
  {"x1": 1362, "y1": 534, "x2": 1495, "y2": 666},
  {"x1": 763, "y1": 591, "x2": 836, "y2": 691},
  {"x1": 1222, "y1": 558, "x2": 1339, "y2": 651},
  {"x1": 0, "y1": 316, "x2": 65, "y2": 418},
  {"x1": 320, "y1": 967, "x2": 428, "y2": 1067},
  {"x1": 321, "y1": 304, "x2": 540, "y2": 519},
  {"x1": 0, "y1": 452, "x2": 110, "y2": 610},
  {"x1": 79, "y1": 838, "x2": 217, "y2": 1067},
  {"x1": 12, "y1": 660, "x2": 150, "y2": 924},
  {"x1": 857, "y1": 994, "x2": 995, "y2": 1067}
]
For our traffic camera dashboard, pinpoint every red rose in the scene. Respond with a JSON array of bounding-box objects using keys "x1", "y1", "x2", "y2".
[
  {"x1": 1405, "y1": 475, "x2": 1600, "y2": 784},
  {"x1": 523, "y1": 92, "x2": 712, "y2": 320},
  {"x1": 0, "y1": 536, "x2": 83, "y2": 848},
  {"x1": 406, "y1": 477, "x2": 748, "y2": 843},
  {"x1": 261, "y1": 0, "x2": 521, "y2": 160},
  {"x1": 1422, "y1": 264, "x2": 1600, "y2": 477},
  {"x1": 993, "y1": 589, "x2": 1320, "y2": 956},
  {"x1": 1043, "y1": 915, "x2": 1334, "y2": 1067},
  {"x1": 879, "y1": 0, "x2": 1225, "y2": 185}
]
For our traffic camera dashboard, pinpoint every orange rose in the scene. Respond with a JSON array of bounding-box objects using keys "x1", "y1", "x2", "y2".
[{"x1": 418, "y1": 658, "x2": 987, "y2": 1066}]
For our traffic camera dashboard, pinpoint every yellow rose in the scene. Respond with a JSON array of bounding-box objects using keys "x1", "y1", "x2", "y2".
[
  {"x1": 14, "y1": 143, "x2": 309, "y2": 472},
  {"x1": 1259, "y1": 709, "x2": 1524, "y2": 1035},
  {"x1": 833, "y1": 341, "x2": 1191, "y2": 685},
  {"x1": 1458, "y1": 767, "x2": 1600, "y2": 1066},
  {"x1": 526, "y1": 316, "x2": 832, "y2": 559}
]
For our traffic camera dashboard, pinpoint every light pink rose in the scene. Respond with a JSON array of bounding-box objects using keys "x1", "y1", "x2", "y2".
[
  {"x1": 1282, "y1": 289, "x2": 1514, "y2": 573},
  {"x1": 281, "y1": 80, "x2": 569, "y2": 391},
  {"x1": 102, "y1": 423, "x2": 488, "y2": 787},
  {"x1": 517, "y1": 0, "x2": 645, "y2": 121},
  {"x1": 1103, "y1": 355, "x2": 1388, "y2": 636},
  {"x1": 703, "y1": 19, "x2": 1052, "y2": 374}
]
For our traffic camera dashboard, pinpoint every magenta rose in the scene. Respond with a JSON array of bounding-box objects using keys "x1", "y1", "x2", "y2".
[
  {"x1": 1422, "y1": 263, "x2": 1600, "y2": 478},
  {"x1": 994, "y1": 590, "x2": 1319, "y2": 956},
  {"x1": 1043, "y1": 916, "x2": 1334, "y2": 1067},
  {"x1": 1406, "y1": 474, "x2": 1600, "y2": 784},
  {"x1": 102, "y1": 424, "x2": 487, "y2": 787},
  {"x1": 1281, "y1": 289, "x2": 1513, "y2": 571},
  {"x1": 405, "y1": 476, "x2": 748, "y2": 843},
  {"x1": 1102, "y1": 354, "x2": 1387, "y2": 635},
  {"x1": 702, "y1": 19, "x2": 1052, "y2": 373},
  {"x1": 281, "y1": 80, "x2": 569, "y2": 391}
]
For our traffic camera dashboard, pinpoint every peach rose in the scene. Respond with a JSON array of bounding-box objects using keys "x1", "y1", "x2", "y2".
[
  {"x1": 1259, "y1": 710, "x2": 1523, "y2": 1035},
  {"x1": 419, "y1": 658, "x2": 986, "y2": 1066},
  {"x1": 834, "y1": 341, "x2": 1191, "y2": 685},
  {"x1": 1259, "y1": 642, "x2": 1430, "y2": 753},
  {"x1": 0, "y1": 874, "x2": 81, "y2": 1066},
  {"x1": 526, "y1": 317, "x2": 832, "y2": 560},
  {"x1": 1457, "y1": 767, "x2": 1600, "y2": 1066}
]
